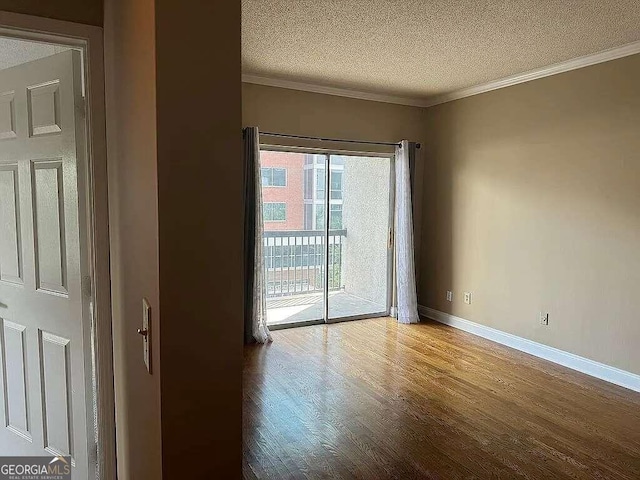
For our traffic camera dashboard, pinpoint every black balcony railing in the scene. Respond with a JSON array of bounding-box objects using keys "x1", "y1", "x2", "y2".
[{"x1": 263, "y1": 229, "x2": 347, "y2": 297}]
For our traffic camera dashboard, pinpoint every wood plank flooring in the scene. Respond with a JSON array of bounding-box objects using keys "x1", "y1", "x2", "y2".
[{"x1": 243, "y1": 317, "x2": 640, "y2": 479}]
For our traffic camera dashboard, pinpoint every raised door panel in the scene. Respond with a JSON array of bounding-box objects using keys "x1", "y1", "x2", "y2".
[
  {"x1": 38, "y1": 331, "x2": 72, "y2": 458},
  {"x1": 0, "y1": 165, "x2": 22, "y2": 284},
  {"x1": 0, "y1": 92, "x2": 17, "y2": 140},
  {"x1": 31, "y1": 160, "x2": 67, "y2": 296},
  {"x1": 0, "y1": 319, "x2": 30, "y2": 441},
  {"x1": 27, "y1": 81, "x2": 62, "y2": 137}
]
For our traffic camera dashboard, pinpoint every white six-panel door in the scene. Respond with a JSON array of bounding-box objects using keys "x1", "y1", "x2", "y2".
[{"x1": 0, "y1": 50, "x2": 94, "y2": 479}]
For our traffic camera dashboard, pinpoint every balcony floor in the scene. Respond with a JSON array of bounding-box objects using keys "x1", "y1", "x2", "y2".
[{"x1": 266, "y1": 291, "x2": 387, "y2": 326}]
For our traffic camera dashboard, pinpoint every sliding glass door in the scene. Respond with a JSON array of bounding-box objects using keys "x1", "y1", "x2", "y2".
[
  {"x1": 260, "y1": 150, "x2": 326, "y2": 326},
  {"x1": 260, "y1": 149, "x2": 393, "y2": 328},
  {"x1": 327, "y1": 154, "x2": 393, "y2": 321}
]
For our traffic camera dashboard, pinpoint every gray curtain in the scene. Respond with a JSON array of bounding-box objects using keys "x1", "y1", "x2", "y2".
[
  {"x1": 243, "y1": 127, "x2": 272, "y2": 343},
  {"x1": 393, "y1": 141, "x2": 419, "y2": 324}
]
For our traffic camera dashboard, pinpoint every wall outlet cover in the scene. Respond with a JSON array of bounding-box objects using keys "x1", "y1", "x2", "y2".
[
  {"x1": 446, "y1": 291, "x2": 453, "y2": 302},
  {"x1": 540, "y1": 312, "x2": 549, "y2": 326},
  {"x1": 463, "y1": 292, "x2": 472, "y2": 305}
]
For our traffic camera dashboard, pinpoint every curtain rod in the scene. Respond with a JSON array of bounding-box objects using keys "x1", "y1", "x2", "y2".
[{"x1": 260, "y1": 131, "x2": 421, "y2": 149}]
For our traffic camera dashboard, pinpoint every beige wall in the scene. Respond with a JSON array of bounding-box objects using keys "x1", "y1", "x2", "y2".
[
  {"x1": 104, "y1": 0, "x2": 162, "y2": 478},
  {"x1": 242, "y1": 83, "x2": 427, "y2": 284},
  {"x1": 156, "y1": 1, "x2": 243, "y2": 478},
  {"x1": 0, "y1": 0, "x2": 102, "y2": 26},
  {"x1": 243, "y1": 84, "x2": 426, "y2": 150},
  {"x1": 420, "y1": 54, "x2": 640, "y2": 375}
]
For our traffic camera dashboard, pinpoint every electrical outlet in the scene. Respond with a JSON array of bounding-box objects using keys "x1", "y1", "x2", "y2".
[
  {"x1": 463, "y1": 292, "x2": 472, "y2": 305},
  {"x1": 539, "y1": 312, "x2": 549, "y2": 326},
  {"x1": 446, "y1": 290, "x2": 453, "y2": 302}
]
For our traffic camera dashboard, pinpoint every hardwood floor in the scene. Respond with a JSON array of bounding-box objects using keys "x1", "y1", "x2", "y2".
[{"x1": 243, "y1": 317, "x2": 640, "y2": 479}]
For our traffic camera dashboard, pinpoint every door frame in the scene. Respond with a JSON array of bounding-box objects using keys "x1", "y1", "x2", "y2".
[
  {"x1": 0, "y1": 11, "x2": 115, "y2": 478},
  {"x1": 260, "y1": 143, "x2": 396, "y2": 330}
]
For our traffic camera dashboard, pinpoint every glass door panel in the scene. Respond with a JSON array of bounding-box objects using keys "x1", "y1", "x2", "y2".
[
  {"x1": 260, "y1": 150, "x2": 327, "y2": 327},
  {"x1": 327, "y1": 155, "x2": 393, "y2": 321}
]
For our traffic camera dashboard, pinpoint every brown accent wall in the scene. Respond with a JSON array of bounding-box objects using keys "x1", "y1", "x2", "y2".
[
  {"x1": 104, "y1": 0, "x2": 161, "y2": 478},
  {"x1": 156, "y1": 0, "x2": 243, "y2": 478},
  {"x1": 0, "y1": 0, "x2": 103, "y2": 26},
  {"x1": 106, "y1": 0, "x2": 243, "y2": 478},
  {"x1": 420, "y1": 53, "x2": 640, "y2": 375}
]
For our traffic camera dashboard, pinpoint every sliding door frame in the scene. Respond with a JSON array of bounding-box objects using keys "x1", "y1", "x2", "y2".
[
  {"x1": 325, "y1": 152, "x2": 395, "y2": 324},
  {"x1": 260, "y1": 143, "x2": 395, "y2": 330}
]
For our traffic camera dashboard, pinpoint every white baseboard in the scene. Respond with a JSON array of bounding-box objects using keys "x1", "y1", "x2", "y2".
[{"x1": 418, "y1": 305, "x2": 640, "y2": 393}]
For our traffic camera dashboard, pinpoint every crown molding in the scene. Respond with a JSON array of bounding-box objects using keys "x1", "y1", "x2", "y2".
[
  {"x1": 241, "y1": 74, "x2": 428, "y2": 107},
  {"x1": 423, "y1": 39, "x2": 640, "y2": 107},
  {"x1": 244, "y1": 39, "x2": 640, "y2": 109}
]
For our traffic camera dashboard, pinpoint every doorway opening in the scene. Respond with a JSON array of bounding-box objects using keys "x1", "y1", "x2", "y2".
[
  {"x1": 260, "y1": 147, "x2": 395, "y2": 328},
  {"x1": 0, "y1": 14, "x2": 113, "y2": 479}
]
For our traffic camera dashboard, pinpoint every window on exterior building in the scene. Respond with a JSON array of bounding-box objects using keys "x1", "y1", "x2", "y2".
[
  {"x1": 315, "y1": 204, "x2": 325, "y2": 229},
  {"x1": 330, "y1": 204, "x2": 343, "y2": 229},
  {"x1": 330, "y1": 170, "x2": 343, "y2": 199},
  {"x1": 314, "y1": 204, "x2": 343, "y2": 230},
  {"x1": 331, "y1": 156, "x2": 345, "y2": 166},
  {"x1": 304, "y1": 169, "x2": 313, "y2": 200},
  {"x1": 261, "y1": 167, "x2": 287, "y2": 187},
  {"x1": 264, "y1": 202, "x2": 286, "y2": 222},
  {"x1": 316, "y1": 169, "x2": 325, "y2": 199},
  {"x1": 304, "y1": 203, "x2": 313, "y2": 230}
]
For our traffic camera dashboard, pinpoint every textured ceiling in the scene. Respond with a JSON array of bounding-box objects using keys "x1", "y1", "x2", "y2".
[
  {"x1": 0, "y1": 37, "x2": 68, "y2": 71},
  {"x1": 242, "y1": 0, "x2": 640, "y2": 100}
]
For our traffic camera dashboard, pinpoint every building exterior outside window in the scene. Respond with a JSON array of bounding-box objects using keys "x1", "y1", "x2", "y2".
[
  {"x1": 260, "y1": 151, "x2": 344, "y2": 231},
  {"x1": 261, "y1": 167, "x2": 287, "y2": 187},
  {"x1": 260, "y1": 151, "x2": 304, "y2": 231},
  {"x1": 303, "y1": 154, "x2": 344, "y2": 230},
  {"x1": 263, "y1": 202, "x2": 286, "y2": 222}
]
